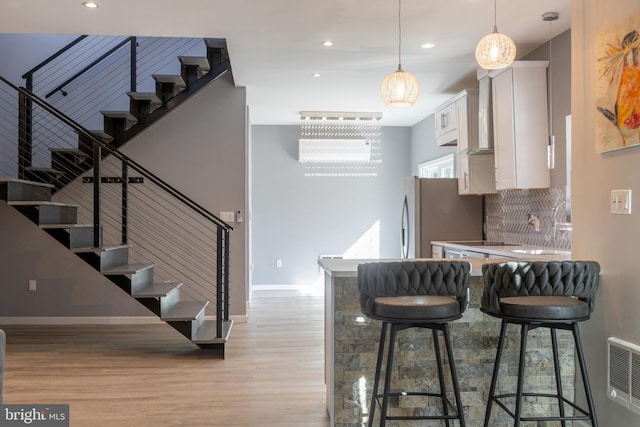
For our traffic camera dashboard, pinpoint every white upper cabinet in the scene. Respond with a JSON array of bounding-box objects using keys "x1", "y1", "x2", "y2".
[
  {"x1": 434, "y1": 102, "x2": 458, "y2": 145},
  {"x1": 458, "y1": 152, "x2": 497, "y2": 195},
  {"x1": 490, "y1": 61, "x2": 550, "y2": 190},
  {"x1": 435, "y1": 89, "x2": 497, "y2": 195},
  {"x1": 434, "y1": 90, "x2": 478, "y2": 147}
]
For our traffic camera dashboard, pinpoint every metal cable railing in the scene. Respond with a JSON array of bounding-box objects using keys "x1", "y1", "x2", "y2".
[
  {"x1": 0, "y1": 75, "x2": 232, "y2": 337},
  {"x1": 23, "y1": 35, "x2": 204, "y2": 133}
]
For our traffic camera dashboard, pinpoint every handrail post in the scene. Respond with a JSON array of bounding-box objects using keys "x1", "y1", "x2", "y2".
[
  {"x1": 93, "y1": 140, "x2": 101, "y2": 248},
  {"x1": 17, "y1": 92, "x2": 32, "y2": 180},
  {"x1": 121, "y1": 159, "x2": 128, "y2": 245},
  {"x1": 224, "y1": 227, "x2": 230, "y2": 322},
  {"x1": 130, "y1": 37, "x2": 137, "y2": 93},
  {"x1": 216, "y1": 225, "x2": 224, "y2": 339}
]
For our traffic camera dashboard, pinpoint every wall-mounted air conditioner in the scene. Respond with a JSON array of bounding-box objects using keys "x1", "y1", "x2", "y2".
[
  {"x1": 607, "y1": 337, "x2": 640, "y2": 414},
  {"x1": 298, "y1": 139, "x2": 370, "y2": 163}
]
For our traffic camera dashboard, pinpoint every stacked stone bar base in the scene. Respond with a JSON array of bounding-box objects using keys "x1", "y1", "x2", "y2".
[{"x1": 329, "y1": 274, "x2": 576, "y2": 427}]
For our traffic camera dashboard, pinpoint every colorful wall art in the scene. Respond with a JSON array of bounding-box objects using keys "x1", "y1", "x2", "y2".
[{"x1": 595, "y1": 12, "x2": 640, "y2": 153}]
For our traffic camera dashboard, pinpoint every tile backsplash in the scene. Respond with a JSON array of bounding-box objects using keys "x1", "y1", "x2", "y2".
[{"x1": 485, "y1": 187, "x2": 571, "y2": 250}]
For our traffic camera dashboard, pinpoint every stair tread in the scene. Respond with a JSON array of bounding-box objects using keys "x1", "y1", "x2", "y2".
[
  {"x1": 72, "y1": 244, "x2": 129, "y2": 253},
  {"x1": 25, "y1": 167, "x2": 65, "y2": 176},
  {"x1": 48, "y1": 147, "x2": 89, "y2": 158},
  {"x1": 204, "y1": 38, "x2": 227, "y2": 49},
  {"x1": 152, "y1": 74, "x2": 186, "y2": 88},
  {"x1": 82, "y1": 130, "x2": 114, "y2": 142},
  {"x1": 126, "y1": 92, "x2": 162, "y2": 104},
  {"x1": 178, "y1": 56, "x2": 210, "y2": 72},
  {"x1": 192, "y1": 319, "x2": 233, "y2": 344},
  {"x1": 40, "y1": 223, "x2": 92, "y2": 229},
  {"x1": 100, "y1": 111, "x2": 138, "y2": 122},
  {"x1": 0, "y1": 178, "x2": 54, "y2": 188},
  {"x1": 8, "y1": 201, "x2": 79, "y2": 207},
  {"x1": 102, "y1": 263, "x2": 154, "y2": 275},
  {"x1": 132, "y1": 282, "x2": 183, "y2": 298},
  {"x1": 162, "y1": 300, "x2": 209, "y2": 321}
]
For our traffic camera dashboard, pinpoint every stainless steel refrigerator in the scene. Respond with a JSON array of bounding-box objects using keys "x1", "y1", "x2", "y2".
[{"x1": 401, "y1": 177, "x2": 483, "y2": 258}]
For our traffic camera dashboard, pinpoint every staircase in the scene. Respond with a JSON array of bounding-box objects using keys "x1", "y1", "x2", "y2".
[
  {"x1": 1, "y1": 178, "x2": 232, "y2": 355},
  {"x1": 22, "y1": 37, "x2": 231, "y2": 190},
  {"x1": 0, "y1": 36, "x2": 235, "y2": 356}
]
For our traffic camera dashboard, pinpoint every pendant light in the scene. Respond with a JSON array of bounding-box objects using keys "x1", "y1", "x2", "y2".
[
  {"x1": 475, "y1": 0, "x2": 516, "y2": 70},
  {"x1": 380, "y1": 0, "x2": 419, "y2": 107},
  {"x1": 544, "y1": 11, "x2": 559, "y2": 170}
]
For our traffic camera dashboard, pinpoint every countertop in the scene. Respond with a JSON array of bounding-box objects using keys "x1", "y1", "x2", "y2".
[
  {"x1": 430, "y1": 240, "x2": 571, "y2": 259},
  {"x1": 319, "y1": 257, "x2": 521, "y2": 277}
]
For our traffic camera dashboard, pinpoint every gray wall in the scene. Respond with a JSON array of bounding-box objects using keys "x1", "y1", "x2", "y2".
[
  {"x1": 410, "y1": 112, "x2": 457, "y2": 177},
  {"x1": 250, "y1": 125, "x2": 410, "y2": 286},
  {"x1": 117, "y1": 72, "x2": 247, "y2": 316},
  {"x1": 0, "y1": 201, "x2": 150, "y2": 317},
  {"x1": 573, "y1": 2, "x2": 640, "y2": 425}
]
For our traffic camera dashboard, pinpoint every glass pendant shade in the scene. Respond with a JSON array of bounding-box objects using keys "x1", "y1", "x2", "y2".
[
  {"x1": 381, "y1": 66, "x2": 420, "y2": 107},
  {"x1": 475, "y1": 26, "x2": 516, "y2": 70}
]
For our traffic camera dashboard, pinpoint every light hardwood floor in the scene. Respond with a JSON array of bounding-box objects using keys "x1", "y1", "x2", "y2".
[{"x1": 1, "y1": 289, "x2": 330, "y2": 427}]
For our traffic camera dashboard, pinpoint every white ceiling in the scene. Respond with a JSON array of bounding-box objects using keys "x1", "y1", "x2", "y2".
[{"x1": 0, "y1": 0, "x2": 571, "y2": 126}]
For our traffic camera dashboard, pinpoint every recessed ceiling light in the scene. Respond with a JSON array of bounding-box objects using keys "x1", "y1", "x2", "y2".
[
  {"x1": 322, "y1": 41, "x2": 334, "y2": 47},
  {"x1": 421, "y1": 43, "x2": 435, "y2": 49},
  {"x1": 312, "y1": 73, "x2": 321, "y2": 77},
  {"x1": 82, "y1": 1, "x2": 99, "y2": 8}
]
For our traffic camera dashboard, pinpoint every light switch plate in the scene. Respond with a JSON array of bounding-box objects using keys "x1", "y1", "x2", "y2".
[
  {"x1": 611, "y1": 189, "x2": 632, "y2": 215},
  {"x1": 220, "y1": 211, "x2": 235, "y2": 222}
]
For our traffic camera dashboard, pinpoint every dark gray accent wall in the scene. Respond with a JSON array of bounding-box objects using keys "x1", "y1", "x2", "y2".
[
  {"x1": 0, "y1": 34, "x2": 77, "y2": 85},
  {"x1": 523, "y1": 29, "x2": 571, "y2": 190},
  {"x1": 250, "y1": 125, "x2": 410, "y2": 286}
]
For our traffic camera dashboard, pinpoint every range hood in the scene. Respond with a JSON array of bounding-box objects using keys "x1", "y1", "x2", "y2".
[{"x1": 462, "y1": 72, "x2": 494, "y2": 156}]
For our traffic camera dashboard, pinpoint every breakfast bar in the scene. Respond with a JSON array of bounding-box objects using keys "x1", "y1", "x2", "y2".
[{"x1": 320, "y1": 257, "x2": 578, "y2": 427}]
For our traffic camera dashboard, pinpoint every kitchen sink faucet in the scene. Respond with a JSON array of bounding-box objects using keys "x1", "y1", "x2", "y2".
[{"x1": 551, "y1": 200, "x2": 572, "y2": 245}]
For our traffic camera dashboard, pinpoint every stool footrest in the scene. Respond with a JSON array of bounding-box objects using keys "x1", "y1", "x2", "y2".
[
  {"x1": 493, "y1": 392, "x2": 594, "y2": 422},
  {"x1": 374, "y1": 392, "x2": 462, "y2": 421}
]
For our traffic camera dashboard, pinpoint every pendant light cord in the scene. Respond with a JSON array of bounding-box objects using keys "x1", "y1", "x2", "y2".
[
  {"x1": 397, "y1": 0, "x2": 402, "y2": 69},
  {"x1": 493, "y1": 0, "x2": 498, "y2": 32},
  {"x1": 548, "y1": 18, "x2": 553, "y2": 136}
]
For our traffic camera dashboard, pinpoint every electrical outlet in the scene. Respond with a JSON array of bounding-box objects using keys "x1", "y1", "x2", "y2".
[
  {"x1": 28, "y1": 279, "x2": 36, "y2": 291},
  {"x1": 276, "y1": 259, "x2": 282, "y2": 268}
]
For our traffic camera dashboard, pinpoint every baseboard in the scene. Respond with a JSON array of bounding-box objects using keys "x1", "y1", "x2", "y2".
[
  {"x1": 205, "y1": 315, "x2": 248, "y2": 324},
  {"x1": 0, "y1": 316, "x2": 163, "y2": 325},
  {"x1": 252, "y1": 284, "x2": 310, "y2": 291},
  {"x1": 249, "y1": 284, "x2": 324, "y2": 300},
  {"x1": 0, "y1": 314, "x2": 248, "y2": 325}
]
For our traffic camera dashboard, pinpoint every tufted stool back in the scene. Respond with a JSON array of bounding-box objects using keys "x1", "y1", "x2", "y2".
[
  {"x1": 357, "y1": 261, "x2": 471, "y2": 426},
  {"x1": 481, "y1": 261, "x2": 600, "y2": 318},
  {"x1": 480, "y1": 260, "x2": 601, "y2": 426},
  {"x1": 358, "y1": 260, "x2": 470, "y2": 321}
]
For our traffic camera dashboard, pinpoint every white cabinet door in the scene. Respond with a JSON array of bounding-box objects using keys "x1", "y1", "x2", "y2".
[
  {"x1": 458, "y1": 153, "x2": 496, "y2": 194},
  {"x1": 491, "y1": 61, "x2": 550, "y2": 190},
  {"x1": 492, "y1": 68, "x2": 517, "y2": 190},
  {"x1": 435, "y1": 102, "x2": 458, "y2": 146}
]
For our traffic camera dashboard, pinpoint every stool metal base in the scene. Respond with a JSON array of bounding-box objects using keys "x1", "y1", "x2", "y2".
[
  {"x1": 368, "y1": 321, "x2": 465, "y2": 427},
  {"x1": 484, "y1": 318, "x2": 598, "y2": 427}
]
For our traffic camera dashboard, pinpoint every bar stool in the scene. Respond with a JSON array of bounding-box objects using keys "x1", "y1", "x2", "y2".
[
  {"x1": 358, "y1": 260, "x2": 470, "y2": 426},
  {"x1": 481, "y1": 261, "x2": 601, "y2": 426}
]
